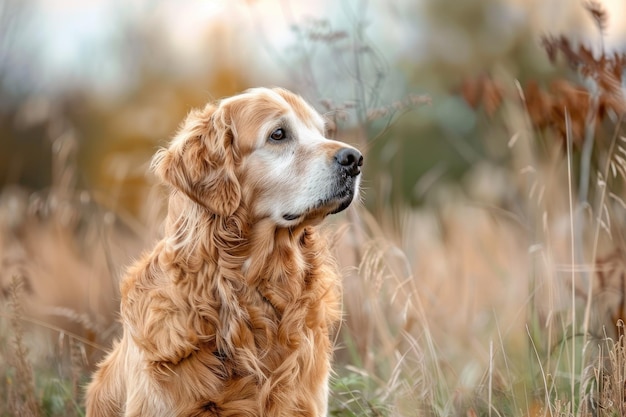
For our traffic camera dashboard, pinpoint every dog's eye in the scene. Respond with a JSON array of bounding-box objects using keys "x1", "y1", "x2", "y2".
[{"x1": 269, "y1": 128, "x2": 286, "y2": 141}]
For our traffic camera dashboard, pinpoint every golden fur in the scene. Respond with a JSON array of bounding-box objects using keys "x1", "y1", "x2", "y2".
[{"x1": 85, "y1": 87, "x2": 363, "y2": 417}]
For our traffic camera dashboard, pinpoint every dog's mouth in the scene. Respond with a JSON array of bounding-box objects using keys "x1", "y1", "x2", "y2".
[
  {"x1": 282, "y1": 213, "x2": 301, "y2": 221},
  {"x1": 282, "y1": 179, "x2": 358, "y2": 223}
]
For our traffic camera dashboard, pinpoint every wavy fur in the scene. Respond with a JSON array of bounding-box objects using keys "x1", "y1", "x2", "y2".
[{"x1": 85, "y1": 87, "x2": 362, "y2": 417}]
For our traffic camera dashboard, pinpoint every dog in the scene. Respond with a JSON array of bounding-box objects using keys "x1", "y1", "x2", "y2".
[{"x1": 85, "y1": 87, "x2": 363, "y2": 417}]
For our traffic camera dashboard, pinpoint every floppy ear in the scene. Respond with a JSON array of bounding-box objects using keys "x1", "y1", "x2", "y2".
[{"x1": 151, "y1": 103, "x2": 241, "y2": 216}]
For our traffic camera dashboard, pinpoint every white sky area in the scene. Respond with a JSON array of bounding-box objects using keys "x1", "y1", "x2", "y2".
[
  {"x1": 18, "y1": 0, "x2": 344, "y2": 96},
  {"x1": 5, "y1": 0, "x2": 626, "y2": 98}
]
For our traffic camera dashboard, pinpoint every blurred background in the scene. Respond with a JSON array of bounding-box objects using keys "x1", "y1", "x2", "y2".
[
  {"x1": 3, "y1": 0, "x2": 624, "y2": 213},
  {"x1": 2, "y1": 0, "x2": 626, "y2": 416}
]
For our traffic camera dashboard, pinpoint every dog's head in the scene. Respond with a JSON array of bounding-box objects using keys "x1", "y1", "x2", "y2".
[{"x1": 152, "y1": 87, "x2": 362, "y2": 227}]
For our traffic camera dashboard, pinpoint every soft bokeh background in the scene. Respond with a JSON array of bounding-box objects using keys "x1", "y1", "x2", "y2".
[
  {"x1": 3, "y1": 0, "x2": 623, "y2": 211},
  {"x1": 2, "y1": 0, "x2": 626, "y2": 416}
]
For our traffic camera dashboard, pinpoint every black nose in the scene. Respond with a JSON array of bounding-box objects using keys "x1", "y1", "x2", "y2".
[{"x1": 334, "y1": 147, "x2": 363, "y2": 177}]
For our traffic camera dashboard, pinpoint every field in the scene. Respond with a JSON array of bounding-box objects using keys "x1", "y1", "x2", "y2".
[{"x1": 2, "y1": 2, "x2": 626, "y2": 417}]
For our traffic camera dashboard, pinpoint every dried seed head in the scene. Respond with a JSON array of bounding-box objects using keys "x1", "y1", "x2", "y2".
[{"x1": 584, "y1": 0, "x2": 609, "y2": 32}]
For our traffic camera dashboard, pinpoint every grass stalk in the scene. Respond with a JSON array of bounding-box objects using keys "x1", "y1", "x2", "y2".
[{"x1": 565, "y1": 108, "x2": 577, "y2": 414}]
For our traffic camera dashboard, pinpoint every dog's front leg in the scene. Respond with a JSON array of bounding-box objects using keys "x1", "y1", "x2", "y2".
[{"x1": 84, "y1": 341, "x2": 127, "y2": 417}]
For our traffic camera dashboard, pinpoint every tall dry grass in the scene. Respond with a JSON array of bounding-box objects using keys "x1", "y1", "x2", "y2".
[
  {"x1": 0, "y1": 112, "x2": 162, "y2": 416},
  {"x1": 2, "y1": 3, "x2": 626, "y2": 416},
  {"x1": 327, "y1": 2, "x2": 626, "y2": 416}
]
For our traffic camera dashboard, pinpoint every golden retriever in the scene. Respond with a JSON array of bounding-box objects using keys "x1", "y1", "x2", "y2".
[{"x1": 85, "y1": 87, "x2": 363, "y2": 417}]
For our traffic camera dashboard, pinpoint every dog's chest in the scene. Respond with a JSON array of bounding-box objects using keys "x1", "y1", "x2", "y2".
[
  {"x1": 174, "y1": 280, "x2": 331, "y2": 416},
  {"x1": 165, "y1": 231, "x2": 338, "y2": 415}
]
